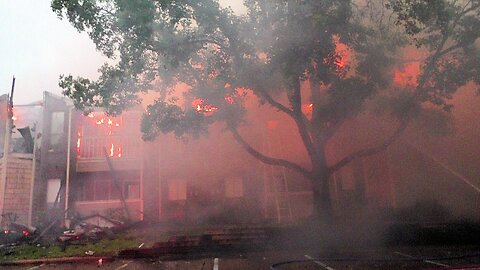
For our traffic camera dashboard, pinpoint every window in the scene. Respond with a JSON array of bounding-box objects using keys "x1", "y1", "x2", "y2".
[
  {"x1": 81, "y1": 178, "x2": 124, "y2": 201},
  {"x1": 110, "y1": 181, "x2": 121, "y2": 200},
  {"x1": 49, "y1": 111, "x2": 64, "y2": 149},
  {"x1": 47, "y1": 178, "x2": 61, "y2": 204},
  {"x1": 83, "y1": 178, "x2": 95, "y2": 201},
  {"x1": 168, "y1": 179, "x2": 187, "y2": 201},
  {"x1": 81, "y1": 178, "x2": 110, "y2": 201},
  {"x1": 225, "y1": 176, "x2": 244, "y2": 198},
  {"x1": 95, "y1": 179, "x2": 110, "y2": 201},
  {"x1": 125, "y1": 182, "x2": 140, "y2": 199},
  {"x1": 79, "y1": 172, "x2": 141, "y2": 201}
]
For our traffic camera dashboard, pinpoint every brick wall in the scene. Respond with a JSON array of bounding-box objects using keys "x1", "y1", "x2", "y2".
[{"x1": 0, "y1": 154, "x2": 35, "y2": 225}]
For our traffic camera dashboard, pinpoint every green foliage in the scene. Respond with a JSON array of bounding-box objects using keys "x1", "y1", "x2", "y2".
[
  {"x1": 52, "y1": 0, "x2": 480, "y2": 176},
  {"x1": 386, "y1": 0, "x2": 480, "y2": 108},
  {"x1": 51, "y1": 0, "x2": 121, "y2": 57},
  {"x1": 0, "y1": 237, "x2": 137, "y2": 261},
  {"x1": 374, "y1": 91, "x2": 421, "y2": 120},
  {"x1": 386, "y1": 0, "x2": 457, "y2": 46},
  {"x1": 141, "y1": 100, "x2": 209, "y2": 140},
  {"x1": 373, "y1": 90, "x2": 455, "y2": 137},
  {"x1": 53, "y1": 0, "x2": 395, "y2": 129}
]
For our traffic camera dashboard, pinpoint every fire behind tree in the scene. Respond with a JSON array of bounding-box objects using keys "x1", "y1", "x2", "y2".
[{"x1": 52, "y1": 0, "x2": 480, "y2": 224}]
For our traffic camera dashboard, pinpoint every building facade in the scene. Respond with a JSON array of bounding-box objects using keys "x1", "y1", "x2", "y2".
[{"x1": 1, "y1": 91, "x2": 478, "y2": 228}]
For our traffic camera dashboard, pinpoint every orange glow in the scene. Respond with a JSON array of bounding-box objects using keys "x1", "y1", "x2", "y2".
[
  {"x1": 225, "y1": 95, "x2": 234, "y2": 104},
  {"x1": 267, "y1": 120, "x2": 278, "y2": 130},
  {"x1": 90, "y1": 115, "x2": 122, "y2": 131},
  {"x1": 393, "y1": 61, "x2": 420, "y2": 87},
  {"x1": 322, "y1": 36, "x2": 350, "y2": 71},
  {"x1": 106, "y1": 143, "x2": 123, "y2": 157},
  {"x1": 302, "y1": 103, "x2": 314, "y2": 119},
  {"x1": 80, "y1": 113, "x2": 124, "y2": 158},
  {"x1": 334, "y1": 38, "x2": 349, "y2": 70},
  {"x1": 192, "y1": 98, "x2": 203, "y2": 109},
  {"x1": 76, "y1": 138, "x2": 81, "y2": 155},
  {"x1": 192, "y1": 98, "x2": 218, "y2": 113},
  {"x1": 76, "y1": 131, "x2": 82, "y2": 157},
  {"x1": 9, "y1": 107, "x2": 16, "y2": 123},
  {"x1": 204, "y1": 105, "x2": 218, "y2": 112},
  {"x1": 110, "y1": 143, "x2": 114, "y2": 157}
]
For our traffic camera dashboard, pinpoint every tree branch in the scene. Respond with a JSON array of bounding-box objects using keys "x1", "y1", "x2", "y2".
[
  {"x1": 328, "y1": 120, "x2": 407, "y2": 174},
  {"x1": 416, "y1": 1, "x2": 476, "y2": 90},
  {"x1": 288, "y1": 80, "x2": 319, "y2": 164},
  {"x1": 258, "y1": 90, "x2": 295, "y2": 117},
  {"x1": 437, "y1": 39, "x2": 476, "y2": 58},
  {"x1": 97, "y1": 6, "x2": 115, "y2": 17},
  {"x1": 258, "y1": 89, "x2": 314, "y2": 133},
  {"x1": 413, "y1": 4, "x2": 480, "y2": 106},
  {"x1": 187, "y1": 38, "x2": 224, "y2": 48},
  {"x1": 228, "y1": 125, "x2": 313, "y2": 180}
]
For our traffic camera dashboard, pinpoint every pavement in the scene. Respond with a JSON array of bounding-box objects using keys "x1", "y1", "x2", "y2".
[{"x1": 1, "y1": 246, "x2": 480, "y2": 269}]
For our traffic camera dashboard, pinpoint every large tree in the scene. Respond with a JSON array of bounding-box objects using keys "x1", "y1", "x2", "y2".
[{"x1": 52, "y1": 0, "x2": 480, "y2": 222}]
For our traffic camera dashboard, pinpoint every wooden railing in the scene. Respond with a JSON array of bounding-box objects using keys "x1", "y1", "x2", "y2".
[{"x1": 77, "y1": 135, "x2": 141, "y2": 160}]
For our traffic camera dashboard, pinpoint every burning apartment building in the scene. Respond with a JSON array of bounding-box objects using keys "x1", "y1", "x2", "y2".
[
  {"x1": 38, "y1": 92, "x2": 144, "y2": 223},
  {"x1": 0, "y1": 88, "x2": 478, "y2": 228}
]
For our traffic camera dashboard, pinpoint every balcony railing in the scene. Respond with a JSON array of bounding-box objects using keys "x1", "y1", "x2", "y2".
[{"x1": 77, "y1": 135, "x2": 141, "y2": 160}]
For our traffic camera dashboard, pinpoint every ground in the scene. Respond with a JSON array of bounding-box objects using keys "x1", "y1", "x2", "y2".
[
  {"x1": 1, "y1": 246, "x2": 479, "y2": 269},
  {"x1": 1, "y1": 223, "x2": 479, "y2": 269}
]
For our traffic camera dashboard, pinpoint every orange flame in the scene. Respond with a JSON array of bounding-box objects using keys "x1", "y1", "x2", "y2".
[
  {"x1": 117, "y1": 146, "x2": 122, "y2": 158},
  {"x1": 76, "y1": 131, "x2": 82, "y2": 157},
  {"x1": 192, "y1": 98, "x2": 218, "y2": 113},
  {"x1": 76, "y1": 138, "x2": 81, "y2": 156},
  {"x1": 80, "y1": 113, "x2": 125, "y2": 159},
  {"x1": 110, "y1": 143, "x2": 114, "y2": 157}
]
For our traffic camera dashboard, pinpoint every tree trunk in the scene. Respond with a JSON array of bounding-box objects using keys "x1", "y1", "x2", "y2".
[{"x1": 310, "y1": 158, "x2": 334, "y2": 225}]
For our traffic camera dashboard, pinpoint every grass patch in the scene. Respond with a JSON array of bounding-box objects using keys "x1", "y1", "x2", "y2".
[{"x1": 0, "y1": 236, "x2": 138, "y2": 261}]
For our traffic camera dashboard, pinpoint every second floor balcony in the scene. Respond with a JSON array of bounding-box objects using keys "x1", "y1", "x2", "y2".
[
  {"x1": 74, "y1": 111, "x2": 143, "y2": 172},
  {"x1": 77, "y1": 135, "x2": 141, "y2": 160},
  {"x1": 75, "y1": 135, "x2": 142, "y2": 172}
]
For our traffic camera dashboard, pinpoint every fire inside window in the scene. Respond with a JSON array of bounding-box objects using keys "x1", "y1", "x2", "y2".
[{"x1": 77, "y1": 112, "x2": 124, "y2": 158}]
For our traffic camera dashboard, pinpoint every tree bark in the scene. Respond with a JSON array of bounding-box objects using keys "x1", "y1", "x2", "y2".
[
  {"x1": 311, "y1": 155, "x2": 334, "y2": 225},
  {"x1": 311, "y1": 171, "x2": 333, "y2": 225}
]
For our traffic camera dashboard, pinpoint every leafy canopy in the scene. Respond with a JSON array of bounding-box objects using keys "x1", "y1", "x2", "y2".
[{"x1": 53, "y1": 0, "x2": 480, "y2": 156}]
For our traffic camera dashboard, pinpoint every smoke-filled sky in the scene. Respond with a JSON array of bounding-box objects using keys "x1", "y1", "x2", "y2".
[{"x1": 0, "y1": 0, "x2": 246, "y2": 105}]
